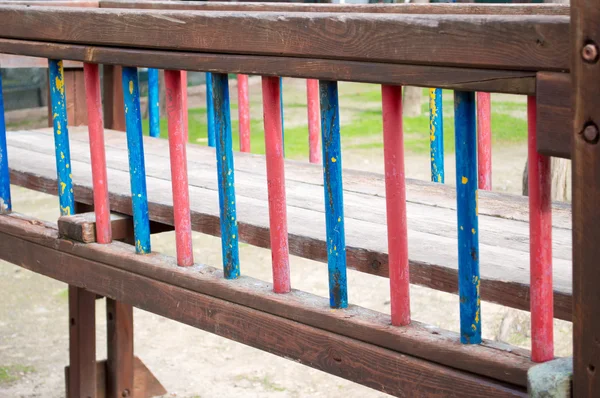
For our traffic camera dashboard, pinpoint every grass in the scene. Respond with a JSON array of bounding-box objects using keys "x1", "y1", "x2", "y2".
[
  {"x1": 0, "y1": 365, "x2": 35, "y2": 385},
  {"x1": 233, "y1": 374, "x2": 286, "y2": 392}
]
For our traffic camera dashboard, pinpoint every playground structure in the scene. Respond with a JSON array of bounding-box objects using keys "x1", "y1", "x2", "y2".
[{"x1": 0, "y1": 1, "x2": 595, "y2": 397}]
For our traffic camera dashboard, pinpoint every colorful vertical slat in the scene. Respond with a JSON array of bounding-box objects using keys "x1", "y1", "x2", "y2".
[
  {"x1": 212, "y1": 73, "x2": 240, "y2": 279},
  {"x1": 148, "y1": 68, "x2": 160, "y2": 138},
  {"x1": 307, "y1": 79, "x2": 320, "y2": 164},
  {"x1": 527, "y1": 96, "x2": 554, "y2": 362},
  {"x1": 280, "y1": 77, "x2": 285, "y2": 157},
  {"x1": 238, "y1": 74, "x2": 251, "y2": 153},
  {"x1": 164, "y1": 70, "x2": 194, "y2": 267},
  {"x1": 429, "y1": 88, "x2": 444, "y2": 183},
  {"x1": 0, "y1": 73, "x2": 10, "y2": 213},
  {"x1": 206, "y1": 72, "x2": 216, "y2": 148},
  {"x1": 83, "y1": 63, "x2": 111, "y2": 244},
  {"x1": 477, "y1": 92, "x2": 492, "y2": 190},
  {"x1": 319, "y1": 80, "x2": 348, "y2": 309},
  {"x1": 49, "y1": 59, "x2": 75, "y2": 216},
  {"x1": 262, "y1": 76, "x2": 291, "y2": 293},
  {"x1": 122, "y1": 66, "x2": 151, "y2": 254},
  {"x1": 454, "y1": 91, "x2": 481, "y2": 344},
  {"x1": 382, "y1": 85, "x2": 410, "y2": 326},
  {"x1": 181, "y1": 70, "x2": 188, "y2": 143}
]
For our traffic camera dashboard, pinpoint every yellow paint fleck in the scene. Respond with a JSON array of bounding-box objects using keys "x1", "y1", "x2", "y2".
[
  {"x1": 129, "y1": 80, "x2": 134, "y2": 95},
  {"x1": 232, "y1": 234, "x2": 236, "y2": 239},
  {"x1": 471, "y1": 324, "x2": 477, "y2": 331},
  {"x1": 338, "y1": 216, "x2": 341, "y2": 222},
  {"x1": 57, "y1": 129, "x2": 61, "y2": 135},
  {"x1": 60, "y1": 205, "x2": 71, "y2": 215},
  {"x1": 222, "y1": 156, "x2": 226, "y2": 161},
  {"x1": 60, "y1": 182, "x2": 66, "y2": 195},
  {"x1": 461, "y1": 176, "x2": 468, "y2": 184},
  {"x1": 69, "y1": 173, "x2": 72, "y2": 179},
  {"x1": 136, "y1": 239, "x2": 143, "y2": 253},
  {"x1": 55, "y1": 75, "x2": 64, "y2": 95},
  {"x1": 60, "y1": 152, "x2": 65, "y2": 160},
  {"x1": 331, "y1": 157, "x2": 336, "y2": 163},
  {"x1": 471, "y1": 228, "x2": 476, "y2": 235},
  {"x1": 53, "y1": 113, "x2": 59, "y2": 120},
  {"x1": 66, "y1": 164, "x2": 70, "y2": 169}
]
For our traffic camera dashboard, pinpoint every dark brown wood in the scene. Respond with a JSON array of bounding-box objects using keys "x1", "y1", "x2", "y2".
[
  {"x1": 536, "y1": 72, "x2": 572, "y2": 159},
  {"x1": 0, "y1": 212, "x2": 534, "y2": 387},
  {"x1": 106, "y1": 299, "x2": 134, "y2": 398},
  {"x1": 0, "y1": 38, "x2": 535, "y2": 95},
  {"x1": 68, "y1": 285, "x2": 97, "y2": 398},
  {"x1": 65, "y1": 67, "x2": 89, "y2": 127},
  {"x1": 58, "y1": 212, "x2": 133, "y2": 243},
  {"x1": 0, "y1": 6, "x2": 569, "y2": 72},
  {"x1": 1, "y1": 1, "x2": 98, "y2": 7},
  {"x1": 65, "y1": 357, "x2": 167, "y2": 398},
  {"x1": 102, "y1": 64, "x2": 125, "y2": 131},
  {"x1": 100, "y1": 0, "x2": 568, "y2": 15},
  {"x1": 0, "y1": 214, "x2": 527, "y2": 397},
  {"x1": 571, "y1": 1, "x2": 600, "y2": 396}
]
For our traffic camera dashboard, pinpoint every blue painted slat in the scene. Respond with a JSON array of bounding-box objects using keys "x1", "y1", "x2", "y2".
[
  {"x1": 148, "y1": 68, "x2": 160, "y2": 138},
  {"x1": 212, "y1": 73, "x2": 240, "y2": 279},
  {"x1": 48, "y1": 60, "x2": 75, "y2": 216},
  {"x1": 0, "y1": 73, "x2": 10, "y2": 213},
  {"x1": 454, "y1": 91, "x2": 481, "y2": 344},
  {"x1": 206, "y1": 72, "x2": 216, "y2": 148},
  {"x1": 319, "y1": 80, "x2": 348, "y2": 309},
  {"x1": 280, "y1": 77, "x2": 285, "y2": 157},
  {"x1": 429, "y1": 88, "x2": 444, "y2": 183},
  {"x1": 122, "y1": 67, "x2": 151, "y2": 254}
]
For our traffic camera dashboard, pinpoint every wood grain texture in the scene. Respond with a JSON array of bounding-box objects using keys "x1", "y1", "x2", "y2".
[
  {"x1": 106, "y1": 299, "x2": 134, "y2": 398},
  {"x1": 6, "y1": 128, "x2": 574, "y2": 321},
  {"x1": 58, "y1": 212, "x2": 133, "y2": 243},
  {"x1": 0, "y1": 212, "x2": 529, "y2": 393},
  {"x1": 68, "y1": 285, "x2": 97, "y2": 398},
  {"x1": 0, "y1": 38, "x2": 536, "y2": 95},
  {"x1": 571, "y1": 0, "x2": 600, "y2": 395},
  {"x1": 0, "y1": 6, "x2": 569, "y2": 71},
  {"x1": 536, "y1": 72, "x2": 571, "y2": 159}
]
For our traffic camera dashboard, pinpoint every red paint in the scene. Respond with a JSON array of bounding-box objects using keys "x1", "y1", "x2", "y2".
[
  {"x1": 527, "y1": 96, "x2": 553, "y2": 362},
  {"x1": 382, "y1": 85, "x2": 410, "y2": 326},
  {"x1": 238, "y1": 74, "x2": 251, "y2": 152},
  {"x1": 262, "y1": 76, "x2": 291, "y2": 293},
  {"x1": 181, "y1": 70, "x2": 188, "y2": 143},
  {"x1": 83, "y1": 63, "x2": 111, "y2": 244},
  {"x1": 477, "y1": 92, "x2": 492, "y2": 190},
  {"x1": 165, "y1": 70, "x2": 194, "y2": 267},
  {"x1": 307, "y1": 79, "x2": 320, "y2": 164}
]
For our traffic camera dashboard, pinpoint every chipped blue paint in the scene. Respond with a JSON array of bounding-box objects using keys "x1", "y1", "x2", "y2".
[
  {"x1": 319, "y1": 81, "x2": 348, "y2": 309},
  {"x1": 429, "y1": 88, "x2": 444, "y2": 183},
  {"x1": 0, "y1": 73, "x2": 10, "y2": 212},
  {"x1": 280, "y1": 77, "x2": 285, "y2": 157},
  {"x1": 122, "y1": 67, "x2": 151, "y2": 254},
  {"x1": 206, "y1": 72, "x2": 216, "y2": 148},
  {"x1": 454, "y1": 91, "x2": 481, "y2": 344},
  {"x1": 212, "y1": 73, "x2": 240, "y2": 279},
  {"x1": 48, "y1": 59, "x2": 75, "y2": 216},
  {"x1": 148, "y1": 68, "x2": 160, "y2": 138}
]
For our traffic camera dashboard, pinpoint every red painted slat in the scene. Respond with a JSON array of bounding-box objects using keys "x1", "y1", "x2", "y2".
[
  {"x1": 238, "y1": 74, "x2": 251, "y2": 153},
  {"x1": 477, "y1": 92, "x2": 492, "y2": 190},
  {"x1": 307, "y1": 79, "x2": 320, "y2": 164}
]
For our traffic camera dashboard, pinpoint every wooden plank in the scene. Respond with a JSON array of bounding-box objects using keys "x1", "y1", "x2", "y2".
[
  {"x1": 58, "y1": 212, "x2": 132, "y2": 243},
  {"x1": 571, "y1": 0, "x2": 600, "y2": 395},
  {"x1": 102, "y1": 64, "x2": 125, "y2": 132},
  {"x1": 0, "y1": 54, "x2": 81, "y2": 68},
  {"x1": 100, "y1": 0, "x2": 568, "y2": 15},
  {"x1": 68, "y1": 285, "x2": 97, "y2": 398},
  {"x1": 106, "y1": 299, "x2": 134, "y2": 398},
  {"x1": 0, "y1": 212, "x2": 529, "y2": 394},
  {"x1": 1, "y1": 1, "x2": 98, "y2": 7},
  {"x1": 0, "y1": 38, "x2": 536, "y2": 95},
  {"x1": 536, "y1": 72, "x2": 572, "y2": 159},
  {"x1": 0, "y1": 6, "x2": 569, "y2": 72},
  {"x1": 5, "y1": 128, "x2": 574, "y2": 321}
]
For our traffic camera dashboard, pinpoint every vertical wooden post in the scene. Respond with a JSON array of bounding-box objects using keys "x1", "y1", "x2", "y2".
[
  {"x1": 64, "y1": 67, "x2": 88, "y2": 127},
  {"x1": 103, "y1": 65, "x2": 126, "y2": 132},
  {"x1": 382, "y1": 85, "x2": 410, "y2": 326},
  {"x1": 206, "y1": 72, "x2": 216, "y2": 148},
  {"x1": 148, "y1": 68, "x2": 161, "y2": 138},
  {"x1": 212, "y1": 73, "x2": 240, "y2": 279},
  {"x1": 319, "y1": 80, "x2": 348, "y2": 309},
  {"x1": 238, "y1": 74, "x2": 251, "y2": 153},
  {"x1": 165, "y1": 70, "x2": 194, "y2": 267},
  {"x1": 429, "y1": 88, "x2": 444, "y2": 183},
  {"x1": 0, "y1": 73, "x2": 11, "y2": 213},
  {"x1": 68, "y1": 286, "x2": 97, "y2": 398},
  {"x1": 106, "y1": 299, "x2": 134, "y2": 398},
  {"x1": 307, "y1": 79, "x2": 320, "y2": 164},
  {"x1": 262, "y1": 76, "x2": 291, "y2": 293},
  {"x1": 454, "y1": 91, "x2": 481, "y2": 345},
  {"x1": 571, "y1": 0, "x2": 600, "y2": 394},
  {"x1": 477, "y1": 92, "x2": 492, "y2": 190},
  {"x1": 527, "y1": 96, "x2": 554, "y2": 363}
]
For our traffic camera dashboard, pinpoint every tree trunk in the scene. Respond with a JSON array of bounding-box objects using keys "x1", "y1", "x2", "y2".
[
  {"x1": 403, "y1": 86, "x2": 424, "y2": 117},
  {"x1": 522, "y1": 158, "x2": 571, "y2": 202}
]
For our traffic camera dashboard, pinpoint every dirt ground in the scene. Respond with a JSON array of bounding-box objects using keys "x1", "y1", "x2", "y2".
[{"x1": 0, "y1": 80, "x2": 572, "y2": 397}]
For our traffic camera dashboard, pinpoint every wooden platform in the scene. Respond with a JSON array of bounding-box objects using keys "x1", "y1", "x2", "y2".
[{"x1": 6, "y1": 127, "x2": 573, "y2": 320}]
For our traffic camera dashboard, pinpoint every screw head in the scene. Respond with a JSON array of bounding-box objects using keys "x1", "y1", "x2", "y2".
[
  {"x1": 582, "y1": 43, "x2": 599, "y2": 63},
  {"x1": 122, "y1": 389, "x2": 130, "y2": 398},
  {"x1": 583, "y1": 124, "x2": 599, "y2": 144}
]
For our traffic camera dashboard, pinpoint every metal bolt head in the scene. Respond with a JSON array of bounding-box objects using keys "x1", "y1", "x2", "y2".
[
  {"x1": 582, "y1": 43, "x2": 599, "y2": 63},
  {"x1": 583, "y1": 124, "x2": 599, "y2": 144},
  {"x1": 121, "y1": 389, "x2": 131, "y2": 398}
]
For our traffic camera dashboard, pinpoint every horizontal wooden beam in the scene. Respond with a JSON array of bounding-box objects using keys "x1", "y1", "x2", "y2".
[
  {"x1": 0, "y1": 38, "x2": 535, "y2": 94},
  {"x1": 536, "y1": 72, "x2": 572, "y2": 159},
  {"x1": 0, "y1": 212, "x2": 532, "y2": 389},
  {"x1": 99, "y1": 0, "x2": 569, "y2": 16},
  {"x1": 0, "y1": 6, "x2": 569, "y2": 72},
  {"x1": 58, "y1": 212, "x2": 133, "y2": 243}
]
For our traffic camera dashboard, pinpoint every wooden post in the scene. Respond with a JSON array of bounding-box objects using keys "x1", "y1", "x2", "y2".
[
  {"x1": 106, "y1": 299, "x2": 134, "y2": 398},
  {"x1": 571, "y1": 0, "x2": 600, "y2": 395},
  {"x1": 68, "y1": 286, "x2": 97, "y2": 398},
  {"x1": 103, "y1": 65, "x2": 126, "y2": 132}
]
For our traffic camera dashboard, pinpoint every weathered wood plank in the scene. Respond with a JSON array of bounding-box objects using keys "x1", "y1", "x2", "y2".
[
  {"x1": 58, "y1": 212, "x2": 132, "y2": 243},
  {"x1": 0, "y1": 212, "x2": 532, "y2": 391},
  {"x1": 68, "y1": 286, "x2": 97, "y2": 398},
  {"x1": 0, "y1": 38, "x2": 535, "y2": 95},
  {"x1": 0, "y1": 6, "x2": 569, "y2": 71},
  {"x1": 106, "y1": 299, "x2": 134, "y2": 398},
  {"x1": 536, "y1": 72, "x2": 571, "y2": 159}
]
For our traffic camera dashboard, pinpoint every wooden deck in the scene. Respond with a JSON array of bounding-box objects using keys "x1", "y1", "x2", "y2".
[{"x1": 6, "y1": 127, "x2": 573, "y2": 320}]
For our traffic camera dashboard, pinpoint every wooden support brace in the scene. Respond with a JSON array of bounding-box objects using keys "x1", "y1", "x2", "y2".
[
  {"x1": 68, "y1": 285, "x2": 97, "y2": 398},
  {"x1": 59, "y1": 212, "x2": 133, "y2": 243}
]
